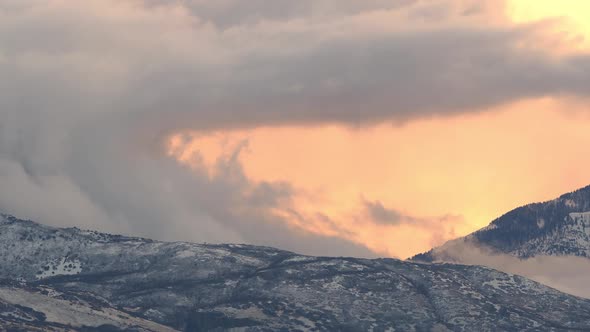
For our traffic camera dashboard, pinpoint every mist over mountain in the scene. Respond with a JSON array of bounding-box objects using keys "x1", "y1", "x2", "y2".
[
  {"x1": 413, "y1": 185, "x2": 590, "y2": 260},
  {"x1": 411, "y1": 184, "x2": 590, "y2": 298}
]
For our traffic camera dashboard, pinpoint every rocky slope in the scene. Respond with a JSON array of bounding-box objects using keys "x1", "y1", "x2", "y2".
[
  {"x1": 0, "y1": 279, "x2": 175, "y2": 331},
  {"x1": 412, "y1": 185, "x2": 590, "y2": 262},
  {"x1": 2, "y1": 213, "x2": 590, "y2": 331}
]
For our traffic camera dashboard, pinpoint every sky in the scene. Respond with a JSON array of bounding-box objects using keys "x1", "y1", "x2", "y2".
[{"x1": 1, "y1": 0, "x2": 590, "y2": 258}]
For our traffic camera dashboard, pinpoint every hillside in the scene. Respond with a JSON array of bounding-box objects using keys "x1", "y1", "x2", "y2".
[{"x1": 2, "y1": 214, "x2": 590, "y2": 331}]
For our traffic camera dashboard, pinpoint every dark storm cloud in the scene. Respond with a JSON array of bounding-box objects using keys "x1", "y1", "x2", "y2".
[
  {"x1": 2, "y1": 0, "x2": 589, "y2": 131},
  {"x1": 364, "y1": 200, "x2": 404, "y2": 225},
  {"x1": 0, "y1": 0, "x2": 588, "y2": 257},
  {"x1": 143, "y1": 27, "x2": 590, "y2": 133},
  {"x1": 143, "y1": 0, "x2": 418, "y2": 27}
]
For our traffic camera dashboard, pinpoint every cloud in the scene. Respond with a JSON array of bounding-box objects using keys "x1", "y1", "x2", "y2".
[
  {"x1": 0, "y1": 0, "x2": 589, "y2": 257},
  {"x1": 363, "y1": 198, "x2": 460, "y2": 232},
  {"x1": 144, "y1": 0, "x2": 420, "y2": 27},
  {"x1": 2, "y1": 1, "x2": 589, "y2": 131},
  {"x1": 360, "y1": 198, "x2": 461, "y2": 251},
  {"x1": 364, "y1": 200, "x2": 404, "y2": 225},
  {"x1": 426, "y1": 241, "x2": 590, "y2": 299}
]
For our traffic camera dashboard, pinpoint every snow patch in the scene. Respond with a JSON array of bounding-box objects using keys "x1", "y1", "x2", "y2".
[
  {"x1": 482, "y1": 277, "x2": 515, "y2": 292},
  {"x1": 144, "y1": 308, "x2": 166, "y2": 321},
  {"x1": 570, "y1": 212, "x2": 590, "y2": 224},
  {"x1": 296, "y1": 316, "x2": 317, "y2": 330},
  {"x1": 36, "y1": 257, "x2": 82, "y2": 280},
  {"x1": 219, "y1": 306, "x2": 269, "y2": 321},
  {"x1": 480, "y1": 223, "x2": 497, "y2": 231},
  {"x1": 175, "y1": 250, "x2": 196, "y2": 258},
  {"x1": 283, "y1": 255, "x2": 313, "y2": 263}
]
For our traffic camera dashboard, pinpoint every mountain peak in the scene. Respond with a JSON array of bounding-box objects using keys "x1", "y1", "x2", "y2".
[{"x1": 413, "y1": 184, "x2": 590, "y2": 262}]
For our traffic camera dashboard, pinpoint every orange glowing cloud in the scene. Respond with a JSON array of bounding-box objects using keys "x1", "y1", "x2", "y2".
[
  {"x1": 163, "y1": 0, "x2": 590, "y2": 258},
  {"x1": 509, "y1": 0, "x2": 590, "y2": 51},
  {"x1": 168, "y1": 98, "x2": 590, "y2": 258},
  {"x1": 3, "y1": 0, "x2": 590, "y2": 260}
]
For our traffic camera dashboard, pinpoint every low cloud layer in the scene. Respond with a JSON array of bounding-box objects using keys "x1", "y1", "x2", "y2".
[
  {"x1": 428, "y1": 242, "x2": 590, "y2": 299},
  {"x1": 1, "y1": 0, "x2": 590, "y2": 257}
]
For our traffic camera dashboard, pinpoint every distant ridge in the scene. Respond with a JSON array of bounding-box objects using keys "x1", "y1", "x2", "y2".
[{"x1": 412, "y1": 184, "x2": 590, "y2": 262}]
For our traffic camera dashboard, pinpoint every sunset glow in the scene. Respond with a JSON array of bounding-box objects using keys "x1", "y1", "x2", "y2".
[
  {"x1": 509, "y1": 0, "x2": 590, "y2": 50},
  {"x1": 3, "y1": 0, "x2": 590, "y2": 260},
  {"x1": 163, "y1": 1, "x2": 590, "y2": 257},
  {"x1": 5, "y1": 1, "x2": 590, "y2": 328},
  {"x1": 168, "y1": 98, "x2": 590, "y2": 258}
]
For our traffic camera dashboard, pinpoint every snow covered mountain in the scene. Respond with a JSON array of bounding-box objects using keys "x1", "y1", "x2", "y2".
[
  {"x1": 412, "y1": 185, "x2": 590, "y2": 262},
  {"x1": 2, "y1": 214, "x2": 590, "y2": 331}
]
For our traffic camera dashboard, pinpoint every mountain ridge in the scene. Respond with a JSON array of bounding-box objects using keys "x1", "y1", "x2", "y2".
[
  {"x1": 2, "y1": 213, "x2": 590, "y2": 331},
  {"x1": 412, "y1": 184, "x2": 590, "y2": 262}
]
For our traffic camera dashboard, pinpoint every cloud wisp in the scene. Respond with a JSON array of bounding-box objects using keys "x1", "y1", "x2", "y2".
[{"x1": 426, "y1": 241, "x2": 590, "y2": 299}]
